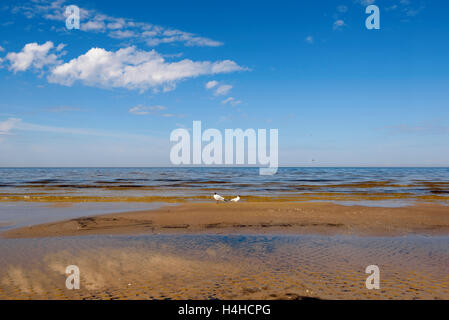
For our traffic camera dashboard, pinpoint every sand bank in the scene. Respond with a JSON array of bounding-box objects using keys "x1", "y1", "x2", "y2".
[{"x1": 3, "y1": 202, "x2": 449, "y2": 238}]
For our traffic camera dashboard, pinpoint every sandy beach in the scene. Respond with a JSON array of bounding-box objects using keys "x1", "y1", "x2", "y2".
[
  {"x1": 3, "y1": 201, "x2": 449, "y2": 239},
  {"x1": 1, "y1": 201, "x2": 449, "y2": 300}
]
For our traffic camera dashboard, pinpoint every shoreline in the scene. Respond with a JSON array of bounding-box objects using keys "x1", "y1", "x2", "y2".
[{"x1": 3, "y1": 201, "x2": 449, "y2": 239}]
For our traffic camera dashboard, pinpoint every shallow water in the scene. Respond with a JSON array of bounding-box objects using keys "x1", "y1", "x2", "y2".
[
  {"x1": 1, "y1": 168, "x2": 448, "y2": 299},
  {"x1": 0, "y1": 167, "x2": 449, "y2": 204},
  {"x1": 0, "y1": 234, "x2": 448, "y2": 300},
  {"x1": 0, "y1": 202, "x2": 165, "y2": 230}
]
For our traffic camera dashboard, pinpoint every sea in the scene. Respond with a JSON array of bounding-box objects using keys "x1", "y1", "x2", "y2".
[{"x1": 0, "y1": 167, "x2": 448, "y2": 200}]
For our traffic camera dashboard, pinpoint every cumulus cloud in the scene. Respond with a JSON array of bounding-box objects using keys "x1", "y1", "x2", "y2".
[
  {"x1": 11, "y1": 0, "x2": 222, "y2": 47},
  {"x1": 0, "y1": 45, "x2": 4, "y2": 52},
  {"x1": 47, "y1": 46, "x2": 245, "y2": 91},
  {"x1": 6, "y1": 41, "x2": 61, "y2": 72},
  {"x1": 4, "y1": 42, "x2": 246, "y2": 92}
]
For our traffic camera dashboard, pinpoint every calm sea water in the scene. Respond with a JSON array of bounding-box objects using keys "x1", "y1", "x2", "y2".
[{"x1": 0, "y1": 167, "x2": 448, "y2": 200}]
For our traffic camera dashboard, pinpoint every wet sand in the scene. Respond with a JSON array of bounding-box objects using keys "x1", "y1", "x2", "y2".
[
  {"x1": 1, "y1": 234, "x2": 448, "y2": 300},
  {"x1": 3, "y1": 202, "x2": 449, "y2": 239},
  {"x1": 1, "y1": 201, "x2": 448, "y2": 300}
]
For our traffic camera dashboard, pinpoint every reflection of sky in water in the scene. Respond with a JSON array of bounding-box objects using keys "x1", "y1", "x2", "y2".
[
  {"x1": 1, "y1": 234, "x2": 448, "y2": 299},
  {"x1": 2, "y1": 233, "x2": 449, "y2": 269},
  {"x1": 0, "y1": 202, "x2": 166, "y2": 230}
]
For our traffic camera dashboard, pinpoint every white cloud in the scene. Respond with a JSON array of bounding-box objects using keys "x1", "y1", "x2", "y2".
[
  {"x1": 205, "y1": 80, "x2": 218, "y2": 89},
  {"x1": 214, "y1": 84, "x2": 233, "y2": 96},
  {"x1": 128, "y1": 105, "x2": 183, "y2": 118},
  {"x1": 221, "y1": 97, "x2": 234, "y2": 105},
  {"x1": 143, "y1": 30, "x2": 222, "y2": 47},
  {"x1": 305, "y1": 36, "x2": 314, "y2": 44},
  {"x1": 109, "y1": 30, "x2": 136, "y2": 39},
  {"x1": 129, "y1": 105, "x2": 167, "y2": 115},
  {"x1": 356, "y1": 0, "x2": 375, "y2": 5},
  {"x1": 0, "y1": 118, "x2": 21, "y2": 135},
  {"x1": 333, "y1": 19, "x2": 346, "y2": 30},
  {"x1": 6, "y1": 41, "x2": 61, "y2": 72},
  {"x1": 80, "y1": 19, "x2": 106, "y2": 32},
  {"x1": 55, "y1": 43, "x2": 66, "y2": 51},
  {"x1": 47, "y1": 46, "x2": 246, "y2": 91},
  {"x1": 13, "y1": 0, "x2": 222, "y2": 47},
  {"x1": 206, "y1": 81, "x2": 235, "y2": 97},
  {"x1": 0, "y1": 45, "x2": 4, "y2": 52},
  {"x1": 221, "y1": 97, "x2": 242, "y2": 106},
  {"x1": 107, "y1": 18, "x2": 126, "y2": 30}
]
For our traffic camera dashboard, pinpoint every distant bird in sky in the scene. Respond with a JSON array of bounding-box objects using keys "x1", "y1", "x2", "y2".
[
  {"x1": 213, "y1": 193, "x2": 225, "y2": 203},
  {"x1": 230, "y1": 195, "x2": 240, "y2": 202}
]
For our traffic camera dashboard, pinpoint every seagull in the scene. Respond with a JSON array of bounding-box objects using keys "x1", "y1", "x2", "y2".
[
  {"x1": 213, "y1": 193, "x2": 225, "y2": 203},
  {"x1": 230, "y1": 195, "x2": 240, "y2": 202}
]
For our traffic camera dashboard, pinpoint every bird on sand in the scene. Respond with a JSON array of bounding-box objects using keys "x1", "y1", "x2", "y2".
[
  {"x1": 230, "y1": 195, "x2": 240, "y2": 202},
  {"x1": 213, "y1": 193, "x2": 226, "y2": 203}
]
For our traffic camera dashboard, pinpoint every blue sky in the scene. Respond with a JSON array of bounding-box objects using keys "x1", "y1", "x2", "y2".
[{"x1": 0, "y1": 0, "x2": 448, "y2": 167}]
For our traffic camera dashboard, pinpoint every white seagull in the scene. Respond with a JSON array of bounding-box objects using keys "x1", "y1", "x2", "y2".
[
  {"x1": 230, "y1": 195, "x2": 240, "y2": 202},
  {"x1": 213, "y1": 193, "x2": 225, "y2": 203}
]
